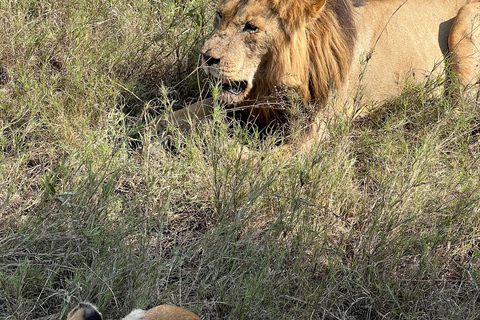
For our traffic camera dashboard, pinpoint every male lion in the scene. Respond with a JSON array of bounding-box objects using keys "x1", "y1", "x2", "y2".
[{"x1": 160, "y1": 0, "x2": 480, "y2": 151}]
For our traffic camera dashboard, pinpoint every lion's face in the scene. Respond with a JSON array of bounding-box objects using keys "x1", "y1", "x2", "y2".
[{"x1": 201, "y1": 0, "x2": 282, "y2": 104}]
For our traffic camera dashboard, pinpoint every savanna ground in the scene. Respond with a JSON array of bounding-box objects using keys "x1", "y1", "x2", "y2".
[{"x1": 1, "y1": 0, "x2": 480, "y2": 319}]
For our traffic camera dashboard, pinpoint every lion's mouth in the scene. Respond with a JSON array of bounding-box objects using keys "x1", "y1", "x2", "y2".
[{"x1": 221, "y1": 80, "x2": 248, "y2": 96}]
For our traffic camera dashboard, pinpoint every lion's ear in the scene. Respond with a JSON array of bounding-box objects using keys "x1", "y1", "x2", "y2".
[{"x1": 271, "y1": 0, "x2": 326, "y2": 29}]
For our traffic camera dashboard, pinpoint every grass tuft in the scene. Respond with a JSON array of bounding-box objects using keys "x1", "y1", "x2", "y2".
[{"x1": 1, "y1": 1, "x2": 480, "y2": 319}]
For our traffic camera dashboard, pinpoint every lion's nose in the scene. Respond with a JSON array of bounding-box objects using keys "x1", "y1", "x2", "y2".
[{"x1": 203, "y1": 53, "x2": 220, "y2": 67}]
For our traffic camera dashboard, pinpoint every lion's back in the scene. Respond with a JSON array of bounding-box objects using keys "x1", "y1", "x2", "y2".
[{"x1": 340, "y1": 0, "x2": 472, "y2": 107}]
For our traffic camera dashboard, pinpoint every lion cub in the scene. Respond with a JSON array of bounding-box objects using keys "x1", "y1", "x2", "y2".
[{"x1": 67, "y1": 302, "x2": 200, "y2": 320}]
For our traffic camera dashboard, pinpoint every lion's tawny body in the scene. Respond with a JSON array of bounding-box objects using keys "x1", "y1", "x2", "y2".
[
  {"x1": 344, "y1": 0, "x2": 480, "y2": 105},
  {"x1": 161, "y1": 0, "x2": 480, "y2": 150},
  {"x1": 67, "y1": 302, "x2": 200, "y2": 320},
  {"x1": 123, "y1": 305, "x2": 200, "y2": 320}
]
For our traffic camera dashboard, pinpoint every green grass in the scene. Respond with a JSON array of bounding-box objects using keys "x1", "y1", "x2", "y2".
[{"x1": 1, "y1": 1, "x2": 480, "y2": 319}]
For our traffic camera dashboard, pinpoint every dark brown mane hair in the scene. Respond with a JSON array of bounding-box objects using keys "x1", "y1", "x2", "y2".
[{"x1": 245, "y1": 0, "x2": 358, "y2": 127}]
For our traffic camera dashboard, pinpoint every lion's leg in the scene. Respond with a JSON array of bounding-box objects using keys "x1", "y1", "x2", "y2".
[
  {"x1": 449, "y1": 3, "x2": 480, "y2": 95},
  {"x1": 157, "y1": 97, "x2": 215, "y2": 133}
]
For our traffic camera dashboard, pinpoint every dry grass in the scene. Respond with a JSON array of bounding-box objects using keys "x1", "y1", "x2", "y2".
[{"x1": 1, "y1": 1, "x2": 480, "y2": 319}]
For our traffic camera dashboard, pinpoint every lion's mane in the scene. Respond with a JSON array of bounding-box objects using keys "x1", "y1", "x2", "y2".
[{"x1": 245, "y1": 0, "x2": 363, "y2": 126}]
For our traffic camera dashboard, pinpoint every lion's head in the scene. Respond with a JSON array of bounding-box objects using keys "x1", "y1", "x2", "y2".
[{"x1": 201, "y1": 0, "x2": 358, "y2": 108}]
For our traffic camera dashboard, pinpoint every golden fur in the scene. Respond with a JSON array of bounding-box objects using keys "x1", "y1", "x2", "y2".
[
  {"x1": 67, "y1": 302, "x2": 200, "y2": 320},
  {"x1": 160, "y1": 0, "x2": 480, "y2": 149},
  {"x1": 122, "y1": 305, "x2": 200, "y2": 320}
]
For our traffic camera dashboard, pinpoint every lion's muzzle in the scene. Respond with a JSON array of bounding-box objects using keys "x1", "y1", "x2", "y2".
[
  {"x1": 203, "y1": 53, "x2": 220, "y2": 68},
  {"x1": 222, "y1": 80, "x2": 248, "y2": 95}
]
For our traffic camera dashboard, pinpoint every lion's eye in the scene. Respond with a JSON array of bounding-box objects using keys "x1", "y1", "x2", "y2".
[
  {"x1": 216, "y1": 11, "x2": 222, "y2": 21},
  {"x1": 243, "y1": 22, "x2": 258, "y2": 33}
]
